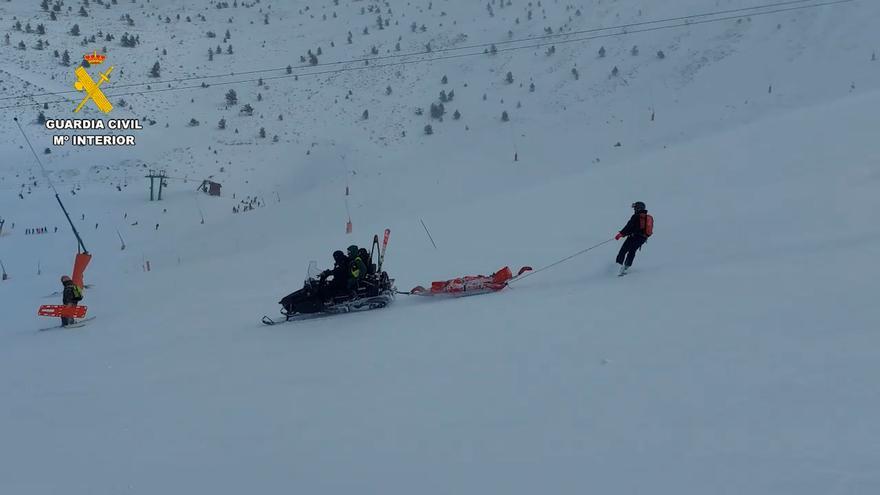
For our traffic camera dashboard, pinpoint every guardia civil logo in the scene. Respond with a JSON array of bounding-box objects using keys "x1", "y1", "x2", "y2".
[{"x1": 73, "y1": 51, "x2": 115, "y2": 114}]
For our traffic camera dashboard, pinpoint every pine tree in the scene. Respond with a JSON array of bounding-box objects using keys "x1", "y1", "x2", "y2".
[
  {"x1": 150, "y1": 61, "x2": 160, "y2": 78},
  {"x1": 259, "y1": 127, "x2": 266, "y2": 138},
  {"x1": 225, "y1": 89, "x2": 237, "y2": 105},
  {"x1": 70, "y1": 24, "x2": 80, "y2": 36},
  {"x1": 430, "y1": 102, "x2": 445, "y2": 119},
  {"x1": 37, "y1": 111, "x2": 47, "y2": 125},
  {"x1": 501, "y1": 111, "x2": 510, "y2": 122},
  {"x1": 61, "y1": 50, "x2": 71, "y2": 66},
  {"x1": 505, "y1": 71, "x2": 514, "y2": 84},
  {"x1": 424, "y1": 124, "x2": 433, "y2": 135},
  {"x1": 218, "y1": 118, "x2": 226, "y2": 130},
  {"x1": 362, "y1": 109, "x2": 369, "y2": 120}
]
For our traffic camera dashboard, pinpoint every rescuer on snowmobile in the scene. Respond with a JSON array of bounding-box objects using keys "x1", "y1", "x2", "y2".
[
  {"x1": 320, "y1": 250, "x2": 352, "y2": 298},
  {"x1": 347, "y1": 245, "x2": 368, "y2": 288},
  {"x1": 358, "y1": 247, "x2": 375, "y2": 275}
]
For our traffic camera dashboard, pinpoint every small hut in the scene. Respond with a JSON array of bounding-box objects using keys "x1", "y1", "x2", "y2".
[{"x1": 198, "y1": 180, "x2": 222, "y2": 197}]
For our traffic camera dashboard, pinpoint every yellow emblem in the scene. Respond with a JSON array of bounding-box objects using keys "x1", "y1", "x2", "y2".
[{"x1": 74, "y1": 65, "x2": 114, "y2": 113}]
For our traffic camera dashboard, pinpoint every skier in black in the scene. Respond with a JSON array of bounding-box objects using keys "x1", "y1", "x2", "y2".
[
  {"x1": 279, "y1": 250, "x2": 349, "y2": 314},
  {"x1": 60, "y1": 275, "x2": 83, "y2": 326},
  {"x1": 320, "y1": 250, "x2": 353, "y2": 299},
  {"x1": 614, "y1": 201, "x2": 653, "y2": 276}
]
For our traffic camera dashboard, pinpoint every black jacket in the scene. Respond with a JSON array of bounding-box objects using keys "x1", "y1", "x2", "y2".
[
  {"x1": 620, "y1": 211, "x2": 649, "y2": 239},
  {"x1": 321, "y1": 262, "x2": 350, "y2": 289},
  {"x1": 62, "y1": 281, "x2": 82, "y2": 304}
]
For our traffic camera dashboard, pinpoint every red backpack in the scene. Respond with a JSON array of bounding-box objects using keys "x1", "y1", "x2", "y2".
[{"x1": 639, "y1": 213, "x2": 654, "y2": 237}]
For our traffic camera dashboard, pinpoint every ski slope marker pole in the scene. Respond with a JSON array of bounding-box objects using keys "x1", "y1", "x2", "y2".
[{"x1": 420, "y1": 219, "x2": 437, "y2": 249}]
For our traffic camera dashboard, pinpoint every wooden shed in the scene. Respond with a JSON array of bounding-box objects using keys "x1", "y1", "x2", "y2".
[{"x1": 198, "y1": 180, "x2": 222, "y2": 197}]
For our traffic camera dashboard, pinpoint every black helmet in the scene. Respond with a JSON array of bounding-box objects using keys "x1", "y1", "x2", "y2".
[
  {"x1": 632, "y1": 201, "x2": 646, "y2": 212},
  {"x1": 333, "y1": 250, "x2": 346, "y2": 262}
]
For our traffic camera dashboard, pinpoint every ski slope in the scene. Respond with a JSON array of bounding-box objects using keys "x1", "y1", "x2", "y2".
[{"x1": 1, "y1": 0, "x2": 879, "y2": 493}]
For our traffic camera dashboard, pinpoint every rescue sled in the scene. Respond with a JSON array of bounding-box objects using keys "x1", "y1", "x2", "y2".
[
  {"x1": 410, "y1": 266, "x2": 531, "y2": 297},
  {"x1": 38, "y1": 305, "x2": 88, "y2": 318}
]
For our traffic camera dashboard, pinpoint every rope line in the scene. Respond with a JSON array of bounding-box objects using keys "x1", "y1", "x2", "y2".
[{"x1": 510, "y1": 238, "x2": 617, "y2": 284}]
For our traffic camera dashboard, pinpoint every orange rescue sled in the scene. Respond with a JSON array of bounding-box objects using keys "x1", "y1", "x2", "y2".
[
  {"x1": 38, "y1": 305, "x2": 88, "y2": 318},
  {"x1": 411, "y1": 266, "x2": 532, "y2": 297}
]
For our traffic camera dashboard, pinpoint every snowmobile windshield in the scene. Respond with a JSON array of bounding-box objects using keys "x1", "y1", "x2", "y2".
[{"x1": 306, "y1": 261, "x2": 321, "y2": 281}]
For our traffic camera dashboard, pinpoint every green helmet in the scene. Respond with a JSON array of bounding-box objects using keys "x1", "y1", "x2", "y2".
[{"x1": 347, "y1": 245, "x2": 359, "y2": 258}]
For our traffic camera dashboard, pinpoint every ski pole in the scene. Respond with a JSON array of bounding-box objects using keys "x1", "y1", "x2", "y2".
[{"x1": 509, "y1": 237, "x2": 616, "y2": 284}]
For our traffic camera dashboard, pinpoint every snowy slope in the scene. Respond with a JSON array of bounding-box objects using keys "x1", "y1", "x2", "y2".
[{"x1": 1, "y1": 0, "x2": 879, "y2": 493}]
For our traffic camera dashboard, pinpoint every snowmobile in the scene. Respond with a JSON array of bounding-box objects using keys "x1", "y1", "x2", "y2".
[{"x1": 262, "y1": 230, "x2": 395, "y2": 325}]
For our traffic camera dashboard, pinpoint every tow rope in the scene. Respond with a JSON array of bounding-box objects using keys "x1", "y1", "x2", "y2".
[{"x1": 508, "y1": 237, "x2": 615, "y2": 285}]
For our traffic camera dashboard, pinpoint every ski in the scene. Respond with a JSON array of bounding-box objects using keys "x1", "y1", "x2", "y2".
[
  {"x1": 378, "y1": 228, "x2": 390, "y2": 272},
  {"x1": 38, "y1": 316, "x2": 96, "y2": 331}
]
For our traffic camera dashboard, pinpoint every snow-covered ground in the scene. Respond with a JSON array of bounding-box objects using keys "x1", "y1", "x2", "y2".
[{"x1": 1, "y1": 0, "x2": 879, "y2": 493}]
